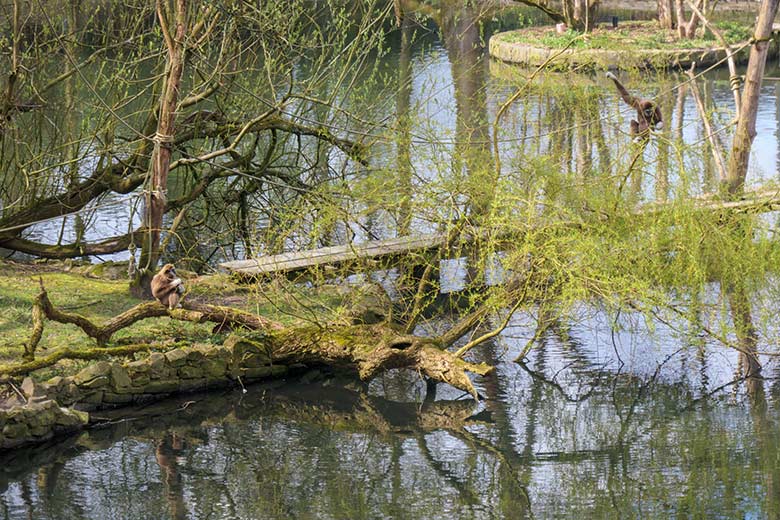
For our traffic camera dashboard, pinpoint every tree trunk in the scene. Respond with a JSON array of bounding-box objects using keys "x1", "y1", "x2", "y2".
[
  {"x1": 1, "y1": 0, "x2": 20, "y2": 131},
  {"x1": 569, "y1": 0, "x2": 599, "y2": 32},
  {"x1": 725, "y1": 0, "x2": 780, "y2": 195},
  {"x1": 511, "y1": 0, "x2": 597, "y2": 32},
  {"x1": 133, "y1": 0, "x2": 189, "y2": 296},
  {"x1": 658, "y1": 0, "x2": 675, "y2": 29},
  {"x1": 685, "y1": 0, "x2": 704, "y2": 38},
  {"x1": 675, "y1": 0, "x2": 686, "y2": 37},
  {"x1": 561, "y1": 0, "x2": 574, "y2": 28}
]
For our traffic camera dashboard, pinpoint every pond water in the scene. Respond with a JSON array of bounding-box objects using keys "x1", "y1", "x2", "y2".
[
  {"x1": 2, "y1": 305, "x2": 780, "y2": 519},
  {"x1": 4, "y1": 3, "x2": 780, "y2": 519}
]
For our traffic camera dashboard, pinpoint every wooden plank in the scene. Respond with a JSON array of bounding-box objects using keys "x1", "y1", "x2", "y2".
[{"x1": 220, "y1": 233, "x2": 448, "y2": 275}]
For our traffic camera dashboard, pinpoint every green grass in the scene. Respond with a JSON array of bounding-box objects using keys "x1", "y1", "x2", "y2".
[
  {"x1": 0, "y1": 265, "x2": 209, "y2": 367},
  {"x1": 496, "y1": 21, "x2": 752, "y2": 50}
]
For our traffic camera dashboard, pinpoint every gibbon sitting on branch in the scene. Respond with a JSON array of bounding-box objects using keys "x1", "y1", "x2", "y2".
[{"x1": 151, "y1": 263, "x2": 185, "y2": 310}]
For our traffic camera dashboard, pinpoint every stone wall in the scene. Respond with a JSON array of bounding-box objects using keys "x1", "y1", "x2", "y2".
[
  {"x1": 488, "y1": 33, "x2": 754, "y2": 70},
  {"x1": 0, "y1": 332, "x2": 289, "y2": 451},
  {"x1": 0, "y1": 400, "x2": 87, "y2": 449}
]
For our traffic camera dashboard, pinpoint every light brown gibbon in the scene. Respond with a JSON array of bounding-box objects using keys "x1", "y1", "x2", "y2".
[{"x1": 151, "y1": 263, "x2": 185, "y2": 310}]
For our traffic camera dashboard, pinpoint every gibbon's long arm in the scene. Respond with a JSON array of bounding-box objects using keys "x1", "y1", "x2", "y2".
[
  {"x1": 606, "y1": 71, "x2": 639, "y2": 108},
  {"x1": 605, "y1": 71, "x2": 663, "y2": 135}
]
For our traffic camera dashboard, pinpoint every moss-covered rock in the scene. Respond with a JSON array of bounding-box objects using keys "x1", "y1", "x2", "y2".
[
  {"x1": 3, "y1": 422, "x2": 30, "y2": 439},
  {"x1": 102, "y1": 392, "x2": 135, "y2": 404},
  {"x1": 178, "y1": 379, "x2": 207, "y2": 392},
  {"x1": 44, "y1": 375, "x2": 66, "y2": 392},
  {"x1": 144, "y1": 380, "x2": 179, "y2": 394},
  {"x1": 225, "y1": 331, "x2": 274, "y2": 371},
  {"x1": 148, "y1": 353, "x2": 170, "y2": 379},
  {"x1": 178, "y1": 365, "x2": 203, "y2": 379},
  {"x1": 107, "y1": 366, "x2": 129, "y2": 390},
  {"x1": 73, "y1": 361, "x2": 111, "y2": 386},
  {"x1": 21, "y1": 377, "x2": 47, "y2": 400},
  {"x1": 80, "y1": 376, "x2": 109, "y2": 390},
  {"x1": 164, "y1": 348, "x2": 190, "y2": 367},
  {"x1": 203, "y1": 359, "x2": 227, "y2": 378}
]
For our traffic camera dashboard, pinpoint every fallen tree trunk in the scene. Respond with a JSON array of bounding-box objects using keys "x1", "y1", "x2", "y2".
[{"x1": 17, "y1": 282, "x2": 494, "y2": 398}]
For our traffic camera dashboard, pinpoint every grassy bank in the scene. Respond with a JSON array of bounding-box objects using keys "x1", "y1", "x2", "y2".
[{"x1": 494, "y1": 20, "x2": 752, "y2": 50}]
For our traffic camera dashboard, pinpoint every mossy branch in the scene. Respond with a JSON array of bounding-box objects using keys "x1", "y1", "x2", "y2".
[
  {"x1": 437, "y1": 306, "x2": 493, "y2": 348},
  {"x1": 20, "y1": 282, "x2": 494, "y2": 397},
  {"x1": 26, "y1": 292, "x2": 44, "y2": 361},
  {"x1": 3, "y1": 344, "x2": 164, "y2": 377},
  {"x1": 28, "y1": 280, "x2": 284, "y2": 352},
  {"x1": 348, "y1": 335, "x2": 494, "y2": 399}
]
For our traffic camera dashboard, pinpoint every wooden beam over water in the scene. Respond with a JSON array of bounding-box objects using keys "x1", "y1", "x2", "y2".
[{"x1": 220, "y1": 233, "x2": 448, "y2": 276}]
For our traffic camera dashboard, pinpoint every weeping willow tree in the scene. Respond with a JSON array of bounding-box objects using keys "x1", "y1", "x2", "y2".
[{"x1": 0, "y1": 0, "x2": 382, "y2": 292}]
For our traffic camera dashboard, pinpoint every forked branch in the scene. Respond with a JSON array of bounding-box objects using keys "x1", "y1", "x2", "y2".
[{"x1": 26, "y1": 279, "x2": 283, "y2": 357}]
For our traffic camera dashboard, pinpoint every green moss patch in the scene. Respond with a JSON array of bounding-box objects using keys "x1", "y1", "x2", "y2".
[{"x1": 488, "y1": 21, "x2": 758, "y2": 70}]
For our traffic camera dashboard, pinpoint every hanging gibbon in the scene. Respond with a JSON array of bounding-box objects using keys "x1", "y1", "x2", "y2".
[{"x1": 606, "y1": 71, "x2": 663, "y2": 140}]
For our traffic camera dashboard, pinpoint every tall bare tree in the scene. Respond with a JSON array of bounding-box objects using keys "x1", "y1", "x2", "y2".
[
  {"x1": 725, "y1": 0, "x2": 780, "y2": 194},
  {"x1": 0, "y1": 1, "x2": 377, "y2": 277},
  {"x1": 658, "y1": 0, "x2": 675, "y2": 29},
  {"x1": 134, "y1": 0, "x2": 190, "y2": 295},
  {"x1": 512, "y1": 0, "x2": 600, "y2": 32}
]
